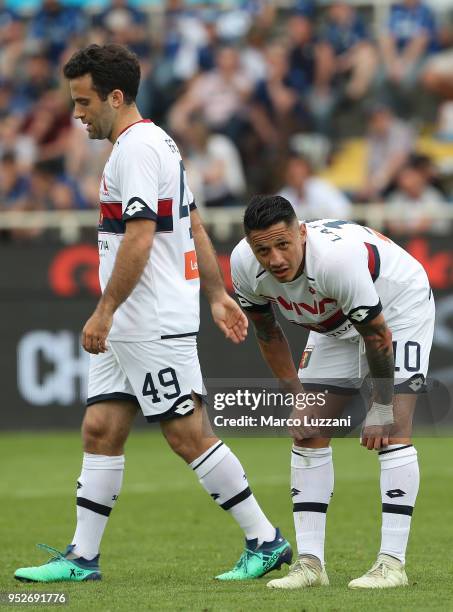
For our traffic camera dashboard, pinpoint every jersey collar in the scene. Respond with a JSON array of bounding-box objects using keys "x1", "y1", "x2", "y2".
[{"x1": 117, "y1": 118, "x2": 152, "y2": 139}]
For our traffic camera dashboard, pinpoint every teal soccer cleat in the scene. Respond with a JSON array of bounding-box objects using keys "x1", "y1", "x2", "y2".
[
  {"x1": 215, "y1": 528, "x2": 292, "y2": 580},
  {"x1": 15, "y1": 544, "x2": 101, "y2": 583}
]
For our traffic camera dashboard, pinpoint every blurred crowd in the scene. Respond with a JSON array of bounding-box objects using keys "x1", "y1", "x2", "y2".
[{"x1": 1, "y1": 0, "x2": 453, "y2": 238}]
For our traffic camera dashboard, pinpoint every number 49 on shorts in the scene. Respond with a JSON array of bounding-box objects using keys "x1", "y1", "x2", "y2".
[{"x1": 142, "y1": 368, "x2": 181, "y2": 403}]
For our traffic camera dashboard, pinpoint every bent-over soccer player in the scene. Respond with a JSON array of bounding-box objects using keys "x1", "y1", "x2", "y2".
[
  {"x1": 14, "y1": 45, "x2": 292, "y2": 583},
  {"x1": 231, "y1": 195, "x2": 434, "y2": 589}
]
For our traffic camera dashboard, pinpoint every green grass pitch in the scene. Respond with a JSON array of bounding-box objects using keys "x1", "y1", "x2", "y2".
[{"x1": 0, "y1": 432, "x2": 452, "y2": 611}]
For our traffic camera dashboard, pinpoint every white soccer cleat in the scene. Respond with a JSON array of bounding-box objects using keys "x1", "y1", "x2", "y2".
[
  {"x1": 348, "y1": 554, "x2": 408, "y2": 589},
  {"x1": 266, "y1": 555, "x2": 329, "y2": 589}
]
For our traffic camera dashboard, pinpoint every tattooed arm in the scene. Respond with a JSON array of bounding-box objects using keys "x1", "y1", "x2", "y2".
[
  {"x1": 248, "y1": 307, "x2": 299, "y2": 388},
  {"x1": 248, "y1": 307, "x2": 321, "y2": 440},
  {"x1": 354, "y1": 312, "x2": 394, "y2": 405},
  {"x1": 354, "y1": 312, "x2": 395, "y2": 449}
]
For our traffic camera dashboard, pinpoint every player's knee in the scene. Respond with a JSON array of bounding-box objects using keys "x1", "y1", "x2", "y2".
[
  {"x1": 388, "y1": 437, "x2": 412, "y2": 446},
  {"x1": 293, "y1": 436, "x2": 331, "y2": 449},
  {"x1": 82, "y1": 415, "x2": 113, "y2": 453},
  {"x1": 165, "y1": 430, "x2": 192, "y2": 459},
  {"x1": 165, "y1": 428, "x2": 209, "y2": 462}
]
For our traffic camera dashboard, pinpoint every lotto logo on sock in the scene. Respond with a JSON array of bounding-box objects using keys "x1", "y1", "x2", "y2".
[{"x1": 386, "y1": 489, "x2": 406, "y2": 498}]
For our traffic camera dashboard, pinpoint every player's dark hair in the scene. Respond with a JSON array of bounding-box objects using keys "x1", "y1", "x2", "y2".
[
  {"x1": 243, "y1": 195, "x2": 297, "y2": 235},
  {"x1": 63, "y1": 44, "x2": 140, "y2": 104}
]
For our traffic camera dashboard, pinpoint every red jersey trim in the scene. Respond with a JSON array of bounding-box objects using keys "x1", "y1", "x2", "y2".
[{"x1": 117, "y1": 118, "x2": 152, "y2": 138}]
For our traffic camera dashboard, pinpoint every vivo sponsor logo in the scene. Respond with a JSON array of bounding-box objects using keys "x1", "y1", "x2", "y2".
[
  {"x1": 276, "y1": 295, "x2": 337, "y2": 315},
  {"x1": 17, "y1": 331, "x2": 89, "y2": 405}
]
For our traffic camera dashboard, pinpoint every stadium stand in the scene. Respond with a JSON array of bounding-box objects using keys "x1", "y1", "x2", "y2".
[{"x1": 1, "y1": 0, "x2": 453, "y2": 239}]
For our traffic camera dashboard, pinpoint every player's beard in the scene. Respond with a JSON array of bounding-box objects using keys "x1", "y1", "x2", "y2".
[
  {"x1": 88, "y1": 121, "x2": 107, "y2": 140},
  {"x1": 87, "y1": 125, "x2": 97, "y2": 139},
  {"x1": 88, "y1": 123, "x2": 110, "y2": 141},
  {"x1": 90, "y1": 106, "x2": 115, "y2": 140}
]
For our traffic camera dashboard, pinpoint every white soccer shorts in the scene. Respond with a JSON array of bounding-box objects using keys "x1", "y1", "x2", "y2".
[
  {"x1": 299, "y1": 294, "x2": 435, "y2": 395},
  {"x1": 86, "y1": 336, "x2": 204, "y2": 422}
]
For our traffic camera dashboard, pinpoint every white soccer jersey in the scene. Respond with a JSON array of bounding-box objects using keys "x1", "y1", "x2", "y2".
[
  {"x1": 98, "y1": 119, "x2": 200, "y2": 341},
  {"x1": 231, "y1": 219, "x2": 431, "y2": 340}
]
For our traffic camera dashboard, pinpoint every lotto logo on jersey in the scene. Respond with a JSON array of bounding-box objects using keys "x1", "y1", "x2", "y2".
[
  {"x1": 349, "y1": 307, "x2": 370, "y2": 323},
  {"x1": 185, "y1": 250, "x2": 199, "y2": 280},
  {"x1": 125, "y1": 200, "x2": 146, "y2": 217}
]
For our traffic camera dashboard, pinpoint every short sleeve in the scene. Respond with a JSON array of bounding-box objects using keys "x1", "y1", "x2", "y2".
[
  {"x1": 320, "y1": 243, "x2": 382, "y2": 324},
  {"x1": 117, "y1": 140, "x2": 160, "y2": 222},
  {"x1": 230, "y1": 247, "x2": 271, "y2": 312},
  {"x1": 182, "y1": 161, "x2": 195, "y2": 210}
]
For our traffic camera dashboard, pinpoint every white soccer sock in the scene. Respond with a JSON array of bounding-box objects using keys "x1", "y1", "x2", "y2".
[
  {"x1": 291, "y1": 445, "x2": 334, "y2": 566},
  {"x1": 72, "y1": 453, "x2": 125, "y2": 560},
  {"x1": 191, "y1": 441, "x2": 275, "y2": 545},
  {"x1": 379, "y1": 444, "x2": 419, "y2": 564}
]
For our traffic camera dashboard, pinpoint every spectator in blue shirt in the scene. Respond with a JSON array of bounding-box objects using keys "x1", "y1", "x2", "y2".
[
  {"x1": 287, "y1": 9, "x2": 357, "y2": 132},
  {"x1": 249, "y1": 42, "x2": 307, "y2": 153},
  {"x1": 15, "y1": 52, "x2": 57, "y2": 113},
  {"x1": 0, "y1": 151, "x2": 30, "y2": 211},
  {"x1": 287, "y1": 14, "x2": 317, "y2": 93},
  {"x1": 323, "y1": 4, "x2": 369, "y2": 55},
  {"x1": 0, "y1": 2, "x2": 20, "y2": 42},
  {"x1": 380, "y1": 0, "x2": 439, "y2": 88},
  {"x1": 0, "y1": 1, "x2": 26, "y2": 82},
  {"x1": 292, "y1": 0, "x2": 316, "y2": 18},
  {"x1": 319, "y1": 2, "x2": 378, "y2": 99},
  {"x1": 92, "y1": 0, "x2": 150, "y2": 59},
  {"x1": 28, "y1": 0, "x2": 87, "y2": 64}
]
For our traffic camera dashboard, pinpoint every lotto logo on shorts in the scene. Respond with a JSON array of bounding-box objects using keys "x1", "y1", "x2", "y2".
[
  {"x1": 174, "y1": 398, "x2": 195, "y2": 415},
  {"x1": 185, "y1": 250, "x2": 199, "y2": 280}
]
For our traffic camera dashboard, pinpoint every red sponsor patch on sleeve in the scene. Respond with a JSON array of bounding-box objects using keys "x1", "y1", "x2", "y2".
[
  {"x1": 299, "y1": 346, "x2": 314, "y2": 370},
  {"x1": 185, "y1": 250, "x2": 199, "y2": 280}
]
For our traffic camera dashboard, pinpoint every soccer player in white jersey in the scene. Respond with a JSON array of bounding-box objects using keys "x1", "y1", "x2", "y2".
[
  {"x1": 14, "y1": 45, "x2": 292, "y2": 583},
  {"x1": 231, "y1": 195, "x2": 435, "y2": 590}
]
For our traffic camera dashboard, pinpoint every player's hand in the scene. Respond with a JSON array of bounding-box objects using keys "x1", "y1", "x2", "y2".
[
  {"x1": 283, "y1": 379, "x2": 320, "y2": 440},
  {"x1": 288, "y1": 406, "x2": 320, "y2": 440},
  {"x1": 210, "y1": 293, "x2": 248, "y2": 344},
  {"x1": 361, "y1": 431, "x2": 390, "y2": 450},
  {"x1": 361, "y1": 401, "x2": 393, "y2": 449},
  {"x1": 82, "y1": 308, "x2": 113, "y2": 354}
]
